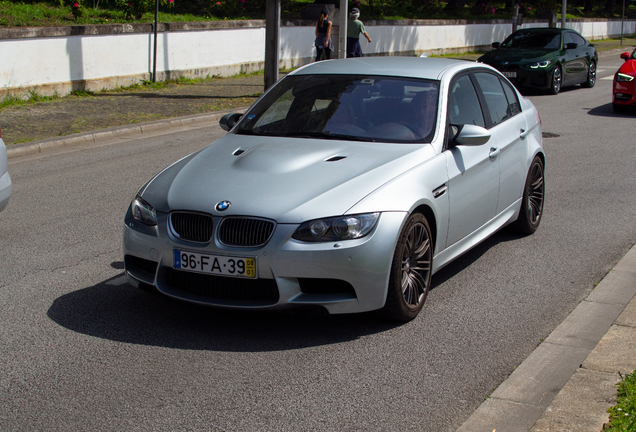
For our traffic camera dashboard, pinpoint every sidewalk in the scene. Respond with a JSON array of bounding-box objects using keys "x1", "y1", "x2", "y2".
[
  {"x1": 3, "y1": 38, "x2": 636, "y2": 432},
  {"x1": 457, "y1": 245, "x2": 636, "y2": 432}
]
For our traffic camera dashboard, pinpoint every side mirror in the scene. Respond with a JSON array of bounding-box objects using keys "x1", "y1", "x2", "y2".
[
  {"x1": 220, "y1": 113, "x2": 243, "y2": 131},
  {"x1": 565, "y1": 43, "x2": 578, "y2": 50},
  {"x1": 452, "y1": 124, "x2": 491, "y2": 146},
  {"x1": 621, "y1": 52, "x2": 630, "y2": 60},
  {"x1": 492, "y1": 42, "x2": 500, "y2": 49}
]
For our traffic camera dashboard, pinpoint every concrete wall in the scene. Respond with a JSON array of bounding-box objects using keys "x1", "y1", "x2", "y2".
[{"x1": 1, "y1": 18, "x2": 634, "y2": 99}]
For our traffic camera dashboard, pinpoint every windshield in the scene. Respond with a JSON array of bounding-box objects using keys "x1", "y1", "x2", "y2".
[
  {"x1": 234, "y1": 74, "x2": 439, "y2": 143},
  {"x1": 501, "y1": 31, "x2": 562, "y2": 50}
]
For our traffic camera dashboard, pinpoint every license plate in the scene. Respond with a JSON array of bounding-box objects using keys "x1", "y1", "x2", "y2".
[
  {"x1": 174, "y1": 250, "x2": 257, "y2": 278},
  {"x1": 502, "y1": 71, "x2": 517, "y2": 78}
]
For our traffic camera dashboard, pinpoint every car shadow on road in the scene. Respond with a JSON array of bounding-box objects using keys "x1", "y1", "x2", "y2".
[
  {"x1": 47, "y1": 229, "x2": 521, "y2": 352},
  {"x1": 586, "y1": 102, "x2": 635, "y2": 117},
  {"x1": 47, "y1": 272, "x2": 402, "y2": 352}
]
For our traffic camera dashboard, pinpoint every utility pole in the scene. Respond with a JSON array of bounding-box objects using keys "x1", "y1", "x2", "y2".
[
  {"x1": 152, "y1": 0, "x2": 159, "y2": 82},
  {"x1": 264, "y1": 0, "x2": 281, "y2": 90},
  {"x1": 561, "y1": 0, "x2": 566, "y2": 28},
  {"x1": 339, "y1": 0, "x2": 348, "y2": 58}
]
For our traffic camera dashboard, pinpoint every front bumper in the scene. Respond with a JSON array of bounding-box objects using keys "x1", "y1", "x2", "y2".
[
  {"x1": 493, "y1": 65, "x2": 553, "y2": 91},
  {"x1": 613, "y1": 81, "x2": 636, "y2": 106},
  {"x1": 0, "y1": 170, "x2": 12, "y2": 212},
  {"x1": 122, "y1": 209, "x2": 407, "y2": 315}
]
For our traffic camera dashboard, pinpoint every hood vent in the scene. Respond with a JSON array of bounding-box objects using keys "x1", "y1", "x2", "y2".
[{"x1": 325, "y1": 155, "x2": 348, "y2": 162}]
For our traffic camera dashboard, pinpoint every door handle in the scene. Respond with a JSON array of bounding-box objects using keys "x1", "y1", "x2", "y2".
[
  {"x1": 520, "y1": 128, "x2": 531, "y2": 139},
  {"x1": 489, "y1": 147, "x2": 500, "y2": 159}
]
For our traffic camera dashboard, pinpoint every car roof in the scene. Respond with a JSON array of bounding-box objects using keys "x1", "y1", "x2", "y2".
[{"x1": 290, "y1": 57, "x2": 480, "y2": 80}]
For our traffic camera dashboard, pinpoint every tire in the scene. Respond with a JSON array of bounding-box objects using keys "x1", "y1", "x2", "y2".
[
  {"x1": 581, "y1": 60, "x2": 596, "y2": 88},
  {"x1": 548, "y1": 65, "x2": 562, "y2": 95},
  {"x1": 511, "y1": 156, "x2": 545, "y2": 235},
  {"x1": 381, "y1": 213, "x2": 433, "y2": 322}
]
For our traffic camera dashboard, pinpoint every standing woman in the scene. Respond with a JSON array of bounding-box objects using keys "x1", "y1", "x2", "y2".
[{"x1": 314, "y1": 9, "x2": 334, "y2": 61}]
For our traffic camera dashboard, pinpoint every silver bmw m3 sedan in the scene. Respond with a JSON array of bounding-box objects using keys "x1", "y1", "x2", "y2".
[{"x1": 123, "y1": 57, "x2": 545, "y2": 321}]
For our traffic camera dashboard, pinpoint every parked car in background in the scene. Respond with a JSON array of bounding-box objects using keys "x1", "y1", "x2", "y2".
[
  {"x1": 123, "y1": 57, "x2": 545, "y2": 322},
  {"x1": 0, "y1": 127, "x2": 12, "y2": 212},
  {"x1": 478, "y1": 27, "x2": 598, "y2": 95},
  {"x1": 613, "y1": 47, "x2": 636, "y2": 112}
]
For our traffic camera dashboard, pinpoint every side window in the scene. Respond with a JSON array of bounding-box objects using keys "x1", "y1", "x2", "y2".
[
  {"x1": 572, "y1": 33, "x2": 586, "y2": 46},
  {"x1": 501, "y1": 79, "x2": 522, "y2": 117},
  {"x1": 474, "y1": 72, "x2": 511, "y2": 126},
  {"x1": 448, "y1": 75, "x2": 485, "y2": 127},
  {"x1": 563, "y1": 32, "x2": 574, "y2": 45}
]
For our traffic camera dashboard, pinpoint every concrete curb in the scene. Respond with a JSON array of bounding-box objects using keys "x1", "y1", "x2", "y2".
[
  {"x1": 457, "y1": 244, "x2": 636, "y2": 432},
  {"x1": 6, "y1": 108, "x2": 245, "y2": 159}
]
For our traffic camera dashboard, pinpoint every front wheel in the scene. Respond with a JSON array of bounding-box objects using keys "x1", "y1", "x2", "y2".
[
  {"x1": 511, "y1": 156, "x2": 545, "y2": 235},
  {"x1": 548, "y1": 66, "x2": 562, "y2": 95},
  {"x1": 381, "y1": 213, "x2": 433, "y2": 322},
  {"x1": 581, "y1": 60, "x2": 596, "y2": 88}
]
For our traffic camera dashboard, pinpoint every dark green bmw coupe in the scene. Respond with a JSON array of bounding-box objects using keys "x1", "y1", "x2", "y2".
[{"x1": 478, "y1": 28, "x2": 598, "y2": 95}]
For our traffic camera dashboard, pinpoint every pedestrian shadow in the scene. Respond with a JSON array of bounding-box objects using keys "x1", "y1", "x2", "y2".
[{"x1": 47, "y1": 271, "x2": 400, "y2": 352}]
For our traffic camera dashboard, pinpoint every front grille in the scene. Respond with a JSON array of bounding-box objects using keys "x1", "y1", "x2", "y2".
[
  {"x1": 298, "y1": 278, "x2": 357, "y2": 296},
  {"x1": 218, "y1": 217, "x2": 275, "y2": 247},
  {"x1": 164, "y1": 269, "x2": 279, "y2": 305},
  {"x1": 170, "y1": 212, "x2": 213, "y2": 243},
  {"x1": 530, "y1": 73, "x2": 547, "y2": 87}
]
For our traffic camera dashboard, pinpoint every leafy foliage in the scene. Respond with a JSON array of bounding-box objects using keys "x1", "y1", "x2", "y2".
[
  {"x1": 0, "y1": 0, "x2": 634, "y2": 27},
  {"x1": 604, "y1": 372, "x2": 636, "y2": 431}
]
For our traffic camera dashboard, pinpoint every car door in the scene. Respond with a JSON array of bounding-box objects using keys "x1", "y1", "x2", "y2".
[
  {"x1": 444, "y1": 73, "x2": 499, "y2": 247},
  {"x1": 562, "y1": 31, "x2": 588, "y2": 84},
  {"x1": 473, "y1": 72, "x2": 528, "y2": 215}
]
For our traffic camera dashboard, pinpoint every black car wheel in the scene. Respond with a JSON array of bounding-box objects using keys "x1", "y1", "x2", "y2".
[
  {"x1": 582, "y1": 60, "x2": 596, "y2": 88},
  {"x1": 382, "y1": 213, "x2": 433, "y2": 322},
  {"x1": 548, "y1": 66, "x2": 562, "y2": 95},
  {"x1": 512, "y1": 156, "x2": 544, "y2": 235}
]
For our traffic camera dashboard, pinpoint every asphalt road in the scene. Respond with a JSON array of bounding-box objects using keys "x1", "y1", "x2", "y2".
[{"x1": 1, "y1": 50, "x2": 635, "y2": 431}]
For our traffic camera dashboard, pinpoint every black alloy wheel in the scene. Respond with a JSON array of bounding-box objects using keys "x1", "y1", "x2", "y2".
[
  {"x1": 548, "y1": 66, "x2": 562, "y2": 95},
  {"x1": 512, "y1": 156, "x2": 545, "y2": 234},
  {"x1": 582, "y1": 61, "x2": 596, "y2": 88},
  {"x1": 382, "y1": 213, "x2": 433, "y2": 322}
]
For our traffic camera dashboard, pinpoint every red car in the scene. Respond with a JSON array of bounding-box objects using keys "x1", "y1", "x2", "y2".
[{"x1": 613, "y1": 47, "x2": 636, "y2": 112}]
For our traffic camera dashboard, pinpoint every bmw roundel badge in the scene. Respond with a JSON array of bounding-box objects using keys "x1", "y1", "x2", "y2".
[{"x1": 216, "y1": 201, "x2": 231, "y2": 211}]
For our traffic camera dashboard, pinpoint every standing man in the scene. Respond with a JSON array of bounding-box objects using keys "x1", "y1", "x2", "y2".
[{"x1": 346, "y1": 7, "x2": 372, "y2": 58}]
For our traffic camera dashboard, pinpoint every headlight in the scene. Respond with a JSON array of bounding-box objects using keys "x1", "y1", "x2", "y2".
[
  {"x1": 528, "y1": 60, "x2": 552, "y2": 69},
  {"x1": 616, "y1": 73, "x2": 635, "y2": 82},
  {"x1": 131, "y1": 195, "x2": 157, "y2": 226},
  {"x1": 292, "y1": 213, "x2": 380, "y2": 242}
]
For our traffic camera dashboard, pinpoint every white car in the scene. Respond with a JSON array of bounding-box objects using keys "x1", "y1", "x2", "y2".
[
  {"x1": 123, "y1": 57, "x2": 544, "y2": 321},
  {"x1": 0, "y1": 127, "x2": 11, "y2": 212}
]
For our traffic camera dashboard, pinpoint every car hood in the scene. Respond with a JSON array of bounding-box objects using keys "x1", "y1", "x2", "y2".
[
  {"x1": 479, "y1": 49, "x2": 556, "y2": 65},
  {"x1": 618, "y1": 59, "x2": 636, "y2": 75},
  {"x1": 141, "y1": 133, "x2": 436, "y2": 223}
]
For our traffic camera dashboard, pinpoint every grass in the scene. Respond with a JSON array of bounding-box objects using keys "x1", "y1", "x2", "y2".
[
  {"x1": 604, "y1": 372, "x2": 636, "y2": 431},
  {"x1": 2, "y1": 0, "x2": 635, "y2": 28}
]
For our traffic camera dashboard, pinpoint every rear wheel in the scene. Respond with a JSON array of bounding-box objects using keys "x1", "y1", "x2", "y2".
[
  {"x1": 581, "y1": 60, "x2": 596, "y2": 88},
  {"x1": 548, "y1": 66, "x2": 562, "y2": 95},
  {"x1": 511, "y1": 156, "x2": 545, "y2": 235},
  {"x1": 381, "y1": 213, "x2": 433, "y2": 322}
]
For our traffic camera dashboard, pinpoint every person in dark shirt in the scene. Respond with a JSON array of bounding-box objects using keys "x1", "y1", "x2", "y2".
[{"x1": 314, "y1": 9, "x2": 334, "y2": 61}]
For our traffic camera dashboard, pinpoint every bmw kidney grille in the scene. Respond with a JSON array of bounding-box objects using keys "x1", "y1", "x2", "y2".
[
  {"x1": 218, "y1": 217, "x2": 275, "y2": 247},
  {"x1": 170, "y1": 212, "x2": 214, "y2": 243}
]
